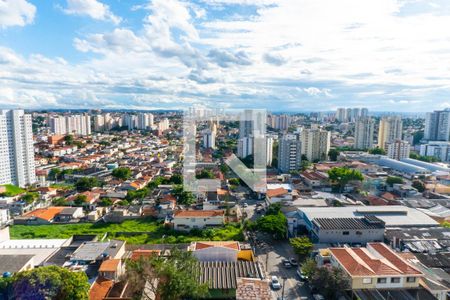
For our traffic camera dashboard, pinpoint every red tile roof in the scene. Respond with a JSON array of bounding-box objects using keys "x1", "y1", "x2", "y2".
[
  {"x1": 99, "y1": 259, "x2": 120, "y2": 272},
  {"x1": 24, "y1": 207, "x2": 65, "y2": 221},
  {"x1": 130, "y1": 250, "x2": 161, "y2": 261},
  {"x1": 173, "y1": 210, "x2": 224, "y2": 218},
  {"x1": 330, "y1": 243, "x2": 422, "y2": 277},
  {"x1": 266, "y1": 187, "x2": 288, "y2": 198},
  {"x1": 89, "y1": 277, "x2": 113, "y2": 300},
  {"x1": 194, "y1": 241, "x2": 240, "y2": 251}
]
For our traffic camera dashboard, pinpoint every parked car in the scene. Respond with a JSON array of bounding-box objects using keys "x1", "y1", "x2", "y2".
[
  {"x1": 282, "y1": 258, "x2": 292, "y2": 268},
  {"x1": 271, "y1": 276, "x2": 282, "y2": 290},
  {"x1": 296, "y1": 268, "x2": 308, "y2": 281},
  {"x1": 289, "y1": 258, "x2": 298, "y2": 266},
  {"x1": 243, "y1": 203, "x2": 248, "y2": 208},
  {"x1": 313, "y1": 294, "x2": 325, "y2": 300}
]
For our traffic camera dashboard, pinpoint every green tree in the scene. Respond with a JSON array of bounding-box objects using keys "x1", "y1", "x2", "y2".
[
  {"x1": 442, "y1": 221, "x2": 450, "y2": 228},
  {"x1": 412, "y1": 180, "x2": 425, "y2": 192},
  {"x1": 386, "y1": 176, "x2": 404, "y2": 187},
  {"x1": 169, "y1": 174, "x2": 183, "y2": 185},
  {"x1": 126, "y1": 248, "x2": 208, "y2": 300},
  {"x1": 290, "y1": 236, "x2": 313, "y2": 261},
  {"x1": 21, "y1": 192, "x2": 39, "y2": 205},
  {"x1": 98, "y1": 197, "x2": 113, "y2": 207},
  {"x1": 64, "y1": 135, "x2": 74, "y2": 145},
  {"x1": 111, "y1": 167, "x2": 132, "y2": 180},
  {"x1": 196, "y1": 169, "x2": 215, "y2": 179},
  {"x1": 49, "y1": 168, "x2": 62, "y2": 181},
  {"x1": 257, "y1": 212, "x2": 287, "y2": 239},
  {"x1": 301, "y1": 258, "x2": 317, "y2": 278},
  {"x1": 74, "y1": 194, "x2": 87, "y2": 206},
  {"x1": 265, "y1": 203, "x2": 282, "y2": 215},
  {"x1": 172, "y1": 185, "x2": 196, "y2": 206},
  {"x1": 228, "y1": 178, "x2": 240, "y2": 186},
  {"x1": 9, "y1": 265, "x2": 89, "y2": 299},
  {"x1": 327, "y1": 167, "x2": 364, "y2": 193},
  {"x1": 328, "y1": 148, "x2": 340, "y2": 161},
  {"x1": 310, "y1": 266, "x2": 350, "y2": 299},
  {"x1": 75, "y1": 177, "x2": 101, "y2": 192},
  {"x1": 52, "y1": 197, "x2": 68, "y2": 206},
  {"x1": 368, "y1": 147, "x2": 386, "y2": 155}
]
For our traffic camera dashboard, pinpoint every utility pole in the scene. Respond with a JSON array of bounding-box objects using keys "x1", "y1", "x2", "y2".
[{"x1": 281, "y1": 276, "x2": 287, "y2": 300}]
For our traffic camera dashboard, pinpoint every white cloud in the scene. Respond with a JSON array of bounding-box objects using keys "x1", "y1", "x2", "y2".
[
  {"x1": 0, "y1": 0, "x2": 36, "y2": 29},
  {"x1": 63, "y1": 0, "x2": 121, "y2": 24}
]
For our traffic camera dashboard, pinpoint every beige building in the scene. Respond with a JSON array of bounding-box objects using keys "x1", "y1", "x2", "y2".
[
  {"x1": 328, "y1": 243, "x2": 423, "y2": 290},
  {"x1": 301, "y1": 128, "x2": 330, "y2": 162},
  {"x1": 378, "y1": 116, "x2": 403, "y2": 150}
]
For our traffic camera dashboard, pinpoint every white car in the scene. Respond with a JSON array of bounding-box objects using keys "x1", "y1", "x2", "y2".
[{"x1": 271, "y1": 276, "x2": 282, "y2": 290}]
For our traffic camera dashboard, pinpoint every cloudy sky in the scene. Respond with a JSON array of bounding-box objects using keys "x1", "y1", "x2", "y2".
[{"x1": 1, "y1": 0, "x2": 450, "y2": 111}]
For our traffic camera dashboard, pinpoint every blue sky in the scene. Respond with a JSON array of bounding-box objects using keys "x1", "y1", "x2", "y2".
[{"x1": 1, "y1": 0, "x2": 450, "y2": 111}]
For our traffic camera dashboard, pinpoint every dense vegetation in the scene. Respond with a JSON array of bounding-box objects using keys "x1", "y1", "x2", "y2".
[
  {"x1": 10, "y1": 219, "x2": 244, "y2": 244},
  {"x1": 0, "y1": 184, "x2": 25, "y2": 197},
  {"x1": 0, "y1": 266, "x2": 89, "y2": 299}
]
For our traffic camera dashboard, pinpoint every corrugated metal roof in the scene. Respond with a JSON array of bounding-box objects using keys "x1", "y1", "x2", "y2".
[{"x1": 197, "y1": 261, "x2": 263, "y2": 289}]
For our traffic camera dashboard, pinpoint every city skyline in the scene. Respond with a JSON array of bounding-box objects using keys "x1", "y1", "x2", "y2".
[{"x1": 1, "y1": 0, "x2": 450, "y2": 111}]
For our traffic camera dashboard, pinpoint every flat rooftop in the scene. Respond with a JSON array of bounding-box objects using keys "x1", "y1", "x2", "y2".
[{"x1": 299, "y1": 206, "x2": 439, "y2": 227}]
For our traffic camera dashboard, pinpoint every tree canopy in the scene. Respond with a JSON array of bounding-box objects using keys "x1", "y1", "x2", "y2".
[
  {"x1": 412, "y1": 180, "x2": 426, "y2": 192},
  {"x1": 328, "y1": 148, "x2": 340, "y2": 161},
  {"x1": 290, "y1": 236, "x2": 313, "y2": 261},
  {"x1": 310, "y1": 266, "x2": 350, "y2": 299},
  {"x1": 368, "y1": 147, "x2": 386, "y2": 155},
  {"x1": 327, "y1": 167, "x2": 364, "y2": 193},
  {"x1": 111, "y1": 167, "x2": 132, "y2": 180},
  {"x1": 75, "y1": 177, "x2": 102, "y2": 192},
  {"x1": 126, "y1": 247, "x2": 208, "y2": 300},
  {"x1": 386, "y1": 176, "x2": 404, "y2": 186},
  {"x1": 4, "y1": 265, "x2": 89, "y2": 300}
]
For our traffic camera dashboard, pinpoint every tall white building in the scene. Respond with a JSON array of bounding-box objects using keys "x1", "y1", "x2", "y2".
[
  {"x1": 386, "y1": 140, "x2": 410, "y2": 160},
  {"x1": 360, "y1": 108, "x2": 369, "y2": 118},
  {"x1": 137, "y1": 113, "x2": 154, "y2": 130},
  {"x1": 266, "y1": 136, "x2": 274, "y2": 166},
  {"x1": 50, "y1": 114, "x2": 91, "y2": 135},
  {"x1": 378, "y1": 116, "x2": 403, "y2": 150},
  {"x1": 336, "y1": 108, "x2": 347, "y2": 123},
  {"x1": 202, "y1": 130, "x2": 216, "y2": 149},
  {"x1": 424, "y1": 109, "x2": 450, "y2": 141},
  {"x1": 278, "y1": 134, "x2": 302, "y2": 173},
  {"x1": 158, "y1": 118, "x2": 170, "y2": 131},
  {"x1": 237, "y1": 137, "x2": 253, "y2": 158},
  {"x1": 420, "y1": 141, "x2": 450, "y2": 162},
  {"x1": 301, "y1": 128, "x2": 331, "y2": 162},
  {"x1": 354, "y1": 117, "x2": 375, "y2": 149},
  {"x1": 0, "y1": 110, "x2": 36, "y2": 187}
]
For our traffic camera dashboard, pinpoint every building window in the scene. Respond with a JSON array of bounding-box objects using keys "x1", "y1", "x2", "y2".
[
  {"x1": 363, "y1": 278, "x2": 372, "y2": 284},
  {"x1": 406, "y1": 277, "x2": 416, "y2": 283},
  {"x1": 342, "y1": 231, "x2": 349, "y2": 235},
  {"x1": 391, "y1": 278, "x2": 400, "y2": 283},
  {"x1": 377, "y1": 278, "x2": 387, "y2": 284}
]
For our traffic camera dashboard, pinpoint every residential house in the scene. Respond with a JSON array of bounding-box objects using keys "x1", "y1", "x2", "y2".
[
  {"x1": 328, "y1": 243, "x2": 423, "y2": 290},
  {"x1": 171, "y1": 210, "x2": 225, "y2": 231}
]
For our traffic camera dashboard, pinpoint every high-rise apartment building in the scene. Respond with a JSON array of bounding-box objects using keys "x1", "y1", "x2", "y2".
[
  {"x1": 354, "y1": 117, "x2": 375, "y2": 149},
  {"x1": 420, "y1": 141, "x2": 450, "y2": 162},
  {"x1": 424, "y1": 109, "x2": 450, "y2": 141},
  {"x1": 278, "y1": 134, "x2": 302, "y2": 173},
  {"x1": 336, "y1": 108, "x2": 347, "y2": 122},
  {"x1": 158, "y1": 118, "x2": 170, "y2": 131},
  {"x1": 301, "y1": 128, "x2": 331, "y2": 162},
  {"x1": 203, "y1": 130, "x2": 216, "y2": 149},
  {"x1": 137, "y1": 113, "x2": 154, "y2": 130},
  {"x1": 49, "y1": 114, "x2": 91, "y2": 135},
  {"x1": 266, "y1": 136, "x2": 274, "y2": 166},
  {"x1": 0, "y1": 110, "x2": 36, "y2": 187},
  {"x1": 360, "y1": 108, "x2": 369, "y2": 118},
  {"x1": 386, "y1": 140, "x2": 410, "y2": 160},
  {"x1": 378, "y1": 116, "x2": 403, "y2": 150},
  {"x1": 237, "y1": 136, "x2": 253, "y2": 158}
]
